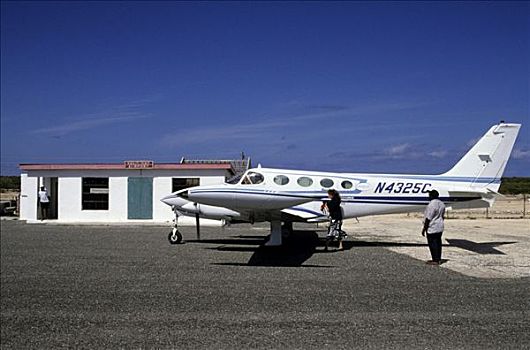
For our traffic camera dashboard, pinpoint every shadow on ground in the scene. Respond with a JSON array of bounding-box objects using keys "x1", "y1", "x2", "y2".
[
  {"x1": 446, "y1": 239, "x2": 516, "y2": 255},
  {"x1": 187, "y1": 231, "x2": 459, "y2": 267},
  {"x1": 187, "y1": 230, "x2": 520, "y2": 266},
  {"x1": 200, "y1": 231, "x2": 327, "y2": 267}
]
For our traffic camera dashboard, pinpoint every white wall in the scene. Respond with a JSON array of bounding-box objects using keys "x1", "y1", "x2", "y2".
[
  {"x1": 200, "y1": 176, "x2": 226, "y2": 186},
  {"x1": 19, "y1": 169, "x2": 229, "y2": 224},
  {"x1": 153, "y1": 177, "x2": 173, "y2": 222},
  {"x1": 19, "y1": 173, "x2": 38, "y2": 222},
  {"x1": 58, "y1": 177, "x2": 128, "y2": 222}
]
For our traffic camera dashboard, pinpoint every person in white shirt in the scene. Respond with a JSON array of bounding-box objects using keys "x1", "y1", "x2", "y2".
[
  {"x1": 38, "y1": 186, "x2": 50, "y2": 220},
  {"x1": 422, "y1": 190, "x2": 445, "y2": 265}
]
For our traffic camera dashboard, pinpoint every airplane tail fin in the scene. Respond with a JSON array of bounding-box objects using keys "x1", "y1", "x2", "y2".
[{"x1": 442, "y1": 122, "x2": 521, "y2": 190}]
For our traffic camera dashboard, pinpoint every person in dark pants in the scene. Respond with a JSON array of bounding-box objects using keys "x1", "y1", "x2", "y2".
[
  {"x1": 422, "y1": 190, "x2": 446, "y2": 265},
  {"x1": 321, "y1": 189, "x2": 344, "y2": 251},
  {"x1": 38, "y1": 186, "x2": 50, "y2": 220}
]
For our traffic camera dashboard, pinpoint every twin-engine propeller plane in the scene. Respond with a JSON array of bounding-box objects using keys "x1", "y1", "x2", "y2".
[{"x1": 161, "y1": 122, "x2": 521, "y2": 246}]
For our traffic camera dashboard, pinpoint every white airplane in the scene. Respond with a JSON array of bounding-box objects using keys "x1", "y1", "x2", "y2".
[{"x1": 161, "y1": 122, "x2": 521, "y2": 246}]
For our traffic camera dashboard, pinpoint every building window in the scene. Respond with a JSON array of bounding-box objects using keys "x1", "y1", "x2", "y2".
[
  {"x1": 341, "y1": 180, "x2": 353, "y2": 189},
  {"x1": 320, "y1": 178, "x2": 334, "y2": 188},
  {"x1": 172, "y1": 178, "x2": 200, "y2": 192},
  {"x1": 297, "y1": 177, "x2": 313, "y2": 187},
  {"x1": 82, "y1": 178, "x2": 109, "y2": 210},
  {"x1": 274, "y1": 175, "x2": 290, "y2": 185}
]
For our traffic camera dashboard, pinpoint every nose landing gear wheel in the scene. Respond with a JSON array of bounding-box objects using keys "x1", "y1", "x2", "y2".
[{"x1": 168, "y1": 228, "x2": 183, "y2": 244}]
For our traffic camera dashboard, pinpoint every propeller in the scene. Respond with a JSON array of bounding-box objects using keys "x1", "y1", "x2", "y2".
[
  {"x1": 195, "y1": 213, "x2": 201, "y2": 240},
  {"x1": 194, "y1": 202, "x2": 201, "y2": 241}
]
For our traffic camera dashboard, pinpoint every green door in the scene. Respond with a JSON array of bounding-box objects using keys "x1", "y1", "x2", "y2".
[{"x1": 128, "y1": 177, "x2": 153, "y2": 219}]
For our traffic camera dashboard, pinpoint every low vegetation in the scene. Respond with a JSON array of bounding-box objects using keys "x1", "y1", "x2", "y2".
[
  {"x1": 0, "y1": 176, "x2": 20, "y2": 190},
  {"x1": 499, "y1": 177, "x2": 530, "y2": 195}
]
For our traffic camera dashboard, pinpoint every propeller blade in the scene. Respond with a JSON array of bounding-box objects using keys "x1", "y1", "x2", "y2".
[{"x1": 195, "y1": 213, "x2": 201, "y2": 241}]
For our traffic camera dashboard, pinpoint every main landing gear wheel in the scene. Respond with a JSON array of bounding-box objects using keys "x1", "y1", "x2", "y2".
[
  {"x1": 168, "y1": 228, "x2": 183, "y2": 244},
  {"x1": 282, "y1": 222, "x2": 293, "y2": 239}
]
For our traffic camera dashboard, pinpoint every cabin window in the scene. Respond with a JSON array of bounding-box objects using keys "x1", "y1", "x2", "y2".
[
  {"x1": 274, "y1": 175, "x2": 290, "y2": 185},
  {"x1": 241, "y1": 172, "x2": 264, "y2": 185},
  {"x1": 82, "y1": 177, "x2": 109, "y2": 210},
  {"x1": 172, "y1": 178, "x2": 200, "y2": 192},
  {"x1": 226, "y1": 174, "x2": 242, "y2": 184},
  {"x1": 341, "y1": 180, "x2": 353, "y2": 189},
  {"x1": 320, "y1": 178, "x2": 334, "y2": 188},
  {"x1": 297, "y1": 177, "x2": 313, "y2": 187}
]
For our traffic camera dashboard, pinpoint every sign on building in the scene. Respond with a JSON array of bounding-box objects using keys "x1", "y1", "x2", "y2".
[{"x1": 124, "y1": 160, "x2": 154, "y2": 169}]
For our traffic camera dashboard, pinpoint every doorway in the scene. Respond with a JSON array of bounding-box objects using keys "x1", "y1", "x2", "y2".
[
  {"x1": 38, "y1": 177, "x2": 58, "y2": 220},
  {"x1": 127, "y1": 177, "x2": 153, "y2": 219}
]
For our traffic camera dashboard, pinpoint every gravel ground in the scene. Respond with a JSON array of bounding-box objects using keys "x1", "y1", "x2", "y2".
[
  {"x1": 1, "y1": 220, "x2": 529, "y2": 349},
  {"x1": 343, "y1": 217, "x2": 530, "y2": 278}
]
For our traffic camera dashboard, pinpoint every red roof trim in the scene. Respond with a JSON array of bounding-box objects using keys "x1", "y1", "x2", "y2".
[{"x1": 19, "y1": 163, "x2": 233, "y2": 172}]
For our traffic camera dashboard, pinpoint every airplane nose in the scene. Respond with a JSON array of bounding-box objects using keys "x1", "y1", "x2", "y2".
[
  {"x1": 161, "y1": 194, "x2": 177, "y2": 206},
  {"x1": 160, "y1": 190, "x2": 191, "y2": 207}
]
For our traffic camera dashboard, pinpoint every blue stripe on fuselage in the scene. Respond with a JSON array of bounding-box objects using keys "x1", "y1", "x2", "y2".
[{"x1": 190, "y1": 189, "x2": 481, "y2": 204}]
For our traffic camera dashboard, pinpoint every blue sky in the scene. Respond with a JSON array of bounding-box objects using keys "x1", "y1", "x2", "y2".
[{"x1": 1, "y1": 1, "x2": 528, "y2": 175}]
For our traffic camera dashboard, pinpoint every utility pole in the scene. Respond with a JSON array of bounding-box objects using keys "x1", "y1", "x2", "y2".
[{"x1": 523, "y1": 193, "x2": 526, "y2": 218}]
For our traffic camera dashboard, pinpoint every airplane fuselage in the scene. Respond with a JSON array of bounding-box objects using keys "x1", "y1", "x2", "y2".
[{"x1": 168, "y1": 168, "x2": 495, "y2": 223}]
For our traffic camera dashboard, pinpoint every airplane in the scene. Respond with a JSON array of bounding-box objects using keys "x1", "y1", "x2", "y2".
[{"x1": 161, "y1": 122, "x2": 521, "y2": 246}]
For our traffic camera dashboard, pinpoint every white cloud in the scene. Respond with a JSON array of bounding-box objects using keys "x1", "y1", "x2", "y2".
[
  {"x1": 428, "y1": 150, "x2": 448, "y2": 158},
  {"x1": 375, "y1": 143, "x2": 449, "y2": 159},
  {"x1": 512, "y1": 148, "x2": 530, "y2": 160},
  {"x1": 160, "y1": 119, "x2": 289, "y2": 147},
  {"x1": 467, "y1": 137, "x2": 480, "y2": 147},
  {"x1": 160, "y1": 100, "x2": 430, "y2": 147},
  {"x1": 31, "y1": 115, "x2": 149, "y2": 136},
  {"x1": 386, "y1": 143, "x2": 410, "y2": 156},
  {"x1": 30, "y1": 101, "x2": 151, "y2": 136}
]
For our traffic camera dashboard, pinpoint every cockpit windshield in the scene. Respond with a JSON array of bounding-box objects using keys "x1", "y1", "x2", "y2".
[{"x1": 240, "y1": 171, "x2": 264, "y2": 185}]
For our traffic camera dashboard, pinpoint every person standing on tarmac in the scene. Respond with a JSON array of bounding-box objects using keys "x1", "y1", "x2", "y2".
[
  {"x1": 321, "y1": 189, "x2": 344, "y2": 251},
  {"x1": 422, "y1": 189, "x2": 446, "y2": 265}
]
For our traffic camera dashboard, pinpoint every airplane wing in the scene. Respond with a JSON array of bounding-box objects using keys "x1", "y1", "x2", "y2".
[{"x1": 281, "y1": 206, "x2": 329, "y2": 223}]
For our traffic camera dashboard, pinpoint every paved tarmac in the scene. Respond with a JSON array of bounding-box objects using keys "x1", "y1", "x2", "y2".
[{"x1": 1, "y1": 220, "x2": 529, "y2": 349}]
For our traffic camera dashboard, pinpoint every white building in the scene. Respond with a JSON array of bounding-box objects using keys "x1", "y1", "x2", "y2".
[{"x1": 19, "y1": 160, "x2": 238, "y2": 224}]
